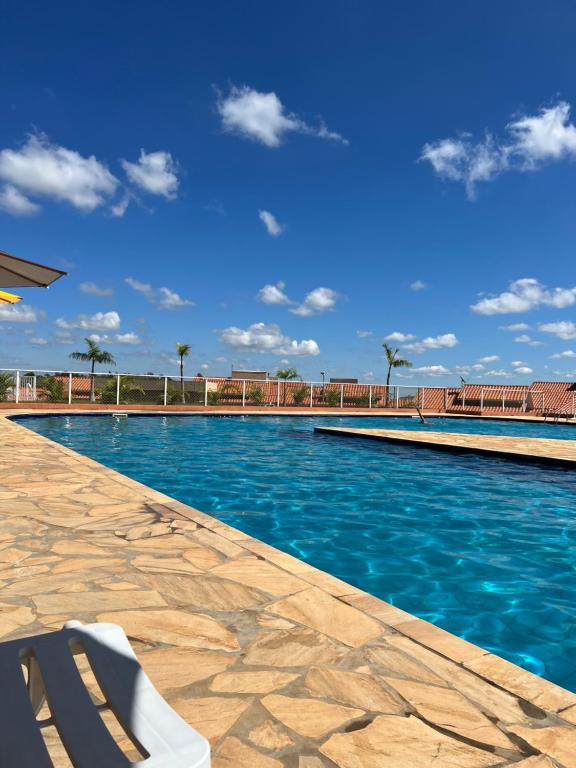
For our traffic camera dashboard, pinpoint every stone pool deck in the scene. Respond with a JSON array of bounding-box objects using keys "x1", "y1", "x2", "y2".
[
  {"x1": 315, "y1": 427, "x2": 576, "y2": 467},
  {"x1": 2, "y1": 414, "x2": 576, "y2": 767}
]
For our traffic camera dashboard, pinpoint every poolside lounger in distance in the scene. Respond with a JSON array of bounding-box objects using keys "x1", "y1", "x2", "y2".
[{"x1": 0, "y1": 620, "x2": 210, "y2": 768}]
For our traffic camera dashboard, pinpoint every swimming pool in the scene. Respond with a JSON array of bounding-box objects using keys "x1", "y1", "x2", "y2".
[{"x1": 19, "y1": 414, "x2": 576, "y2": 691}]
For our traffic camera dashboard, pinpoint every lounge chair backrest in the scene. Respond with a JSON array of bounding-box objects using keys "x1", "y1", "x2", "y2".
[{"x1": 0, "y1": 621, "x2": 210, "y2": 768}]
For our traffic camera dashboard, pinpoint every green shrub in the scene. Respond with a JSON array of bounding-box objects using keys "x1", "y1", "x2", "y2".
[
  {"x1": 207, "y1": 390, "x2": 219, "y2": 405},
  {"x1": 99, "y1": 376, "x2": 145, "y2": 404},
  {"x1": 292, "y1": 385, "x2": 309, "y2": 406},
  {"x1": 324, "y1": 389, "x2": 341, "y2": 407},
  {"x1": 247, "y1": 386, "x2": 265, "y2": 405},
  {"x1": 42, "y1": 376, "x2": 66, "y2": 402},
  {"x1": 0, "y1": 373, "x2": 14, "y2": 402},
  {"x1": 348, "y1": 394, "x2": 371, "y2": 407}
]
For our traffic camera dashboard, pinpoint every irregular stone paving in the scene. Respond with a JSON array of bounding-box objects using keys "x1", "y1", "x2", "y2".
[
  {"x1": 1, "y1": 413, "x2": 576, "y2": 767},
  {"x1": 315, "y1": 427, "x2": 576, "y2": 466}
]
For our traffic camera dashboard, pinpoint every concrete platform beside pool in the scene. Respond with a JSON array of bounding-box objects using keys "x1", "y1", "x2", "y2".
[
  {"x1": 315, "y1": 426, "x2": 576, "y2": 467},
  {"x1": 2, "y1": 412, "x2": 576, "y2": 767}
]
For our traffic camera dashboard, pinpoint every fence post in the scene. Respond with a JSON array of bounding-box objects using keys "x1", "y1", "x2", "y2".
[
  {"x1": 204, "y1": 378, "x2": 208, "y2": 407},
  {"x1": 15, "y1": 370, "x2": 20, "y2": 403},
  {"x1": 242, "y1": 380, "x2": 246, "y2": 408},
  {"x1": 32, "y1": 375, "x2": 37, "y2": 401},
  {"x1": 116, "y1": 374, "x2": 121, "y2": 406},
  {"x1": 340, "y1": 384, "x2": 344, "y2": 409},
  {"x1": 420, "y1": 388, "x2": 425, "y2": 410},
  {"x1": 163, "y1": 377, "x2": 168, "y2": 406},
  {"x1": 502, "y1": 390, "x2": 505, "y2": 412},
  {"x1": 277, "y1": 380, "x2": 281, "y2": 408},
  {"x1": 369, "y1": 385, "x2": 372, "y2": 409},
  {"x1": 522, "y1": 391, "x2": 527, "y2": 413},
  {"x1": 480, "y1": 387, "x2": 484, "y2": 413},
  {"x1": 310, "y1": 382, "x2": 313, "y2": 408},
  {"x1": 395, "y1": 386, "x2": 399, "y2": 409},
  {"x1": 68, "y1": 373, "x2": 72, "y2": 405}
]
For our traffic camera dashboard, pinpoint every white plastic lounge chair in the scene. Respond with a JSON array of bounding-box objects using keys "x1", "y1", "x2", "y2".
[{"x1": 0, "y1": 620, "x2": 210, "y2": 767}]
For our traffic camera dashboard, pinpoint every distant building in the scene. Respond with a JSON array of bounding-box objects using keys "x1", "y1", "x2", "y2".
[
  {"x1": 231, "y1": 370, "x2": 268, "y2": 381},
  {"x1": 329, "y1": 377, "x2": 358, "y2": 384}
]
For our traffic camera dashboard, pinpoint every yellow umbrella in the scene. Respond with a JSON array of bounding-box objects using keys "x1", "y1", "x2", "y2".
[{"x1": 0, "y1": 290, "x2": 22, "y2": 304}]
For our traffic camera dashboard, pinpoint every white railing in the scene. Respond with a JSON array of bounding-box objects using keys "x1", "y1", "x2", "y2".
[{"x1": 0, "y1": 368, "x2": 574, "y2": 417}]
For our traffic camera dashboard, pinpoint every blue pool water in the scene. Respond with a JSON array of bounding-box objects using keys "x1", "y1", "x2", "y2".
[{"x1": 19, "y1": 414, "x2": 576, "y2": 691}]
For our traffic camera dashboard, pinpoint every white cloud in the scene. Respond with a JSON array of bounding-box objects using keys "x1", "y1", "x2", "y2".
[
  {"x1": 114, "y1": 332, "x2": 141, "y2": 345},
  {"x1": 514, "y1": 366, "x2": 534, "y2": 375},
  {"x1": 412, "y1": 365, "x2": 451, "y2": 376},
  {"x1": 356, "y1": 330, "x2": 373, "y2": 338},
  {"x1": 110, "y1": 193, "x2": 131, "y2": 218},
  {"x1": 121, "y1": 150, "x2": 178, "y2": 199},
  {"x1": 511, "y1": 360, "x2": 526, "y2": 367},
  {"x1": 54, "y1": 331, "x2": 74, "y2": 344},
  {"x1": 158, "y1": 287, "x2": 191, "y2": 310},
  {"x1": 0, "y1": 184, "x2": 41, "y2": 216},
  {"x1": 362, "y1": 371, "x2": 374, "y2": 380},
  {"x1": 410, "y1": 280, "x2": 426, "y2": 291},
  {"x1": 485, "y1": 369, "x2": 512, "y2": 378},
  {"x1": 472, "y1": 278, "x2": 576, "y2": 315},
  {"x1": 88, "y1": 331, "x2": 141, "y2": 345},
  {"x1": 56, "y1": 311, "x2": 120, "y2": 331},
  {"x1": 0, "y1": 134, "x2": 117, "y2": 210},
  {"x1": 539, "y1": 321, "x2": 576, "y2": 340},
  {"x1": 280, "y1": 339, "x2": 320, "y2": 356},
  {"x1": 80, "y1": 281, "x2": 114, "y2": 297},
  {"x1": 499, "y1": 322, "x2": 530, "y2": 331},
  {"x1": 257, "y1": 281, "x2": 292, "y2": 305},
  {"x1": 551, "y1": 350, "x2": 576, "y2": 359},
  {"x1": 384, "y1": 331, "x2": 416, "y2": 343},
  {"x1": 200, "y1": 363, "x2": 209, "y2": 371},
  {"x1": 217, "y1": 85, "x2": 347, "y2": 147},
  {"x1": 405, "y1": 333, "x2": 459, "y2": 353},
  {"x1": 125, "y1": 277, "x2": 193, "y2": 310},
  {"x1": 29, "y1": 336, "x2": 48, "y2": 346},
  {"x1": 455, "y1": 363, "x2": 484, "y2": 374},
  {"x1": 0, "y1": 304, "x2": 39, "y2": 323},
  {"x1": 514, "y1": 334, "x2": 543, "y2": 347},
  {"x1": 125, "y1": 277, "x2": 154, "y2": 298},
  {"x1": 220, "y1": 322, "x2": 319, "y2": 356},
  {"x1": 291, "y1": 287, "x2": 338, "y2": 316},
  {"x1": 258, "y1": 210, "x2": 283, "y2": 236},
  {"x1": 478, "y1": 355, "x2": 500, "y2": 363},
  {"x1": 421, "y1": 102, "x2": 576, "y2": 197},
  {"x1": 507, "y1": 102, "x2": 576, "y2": 165},
  {"x1": 420, "y1": 135, "x2": 504, "y2": 198}
]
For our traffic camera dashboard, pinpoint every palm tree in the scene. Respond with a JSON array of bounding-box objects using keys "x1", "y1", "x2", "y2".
[
  {"x1": 382, "y1": 343, "x2": 412, "y2": 405},
  {"x1": 276, "y1": 367, "x2": 300, "y2": 406},
  {"x1": 176, "y1": 343, "x2": 191, "y2": 404},
  {"x1": 69, "y1": 338, "x2": 116, "y2": 403}
]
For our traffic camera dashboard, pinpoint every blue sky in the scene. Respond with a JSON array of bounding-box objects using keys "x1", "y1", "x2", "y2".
[{"x1": 1, "y1": 0, "x2": 576, "y2": 384}]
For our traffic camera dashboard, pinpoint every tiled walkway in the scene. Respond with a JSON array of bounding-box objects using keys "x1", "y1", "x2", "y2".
[
  {"x1": 2, "y1": 413, "x2": 576, "y2": 766},
  {"x1": 315, "y1": 427, "x2": 576, "y2": 466}
]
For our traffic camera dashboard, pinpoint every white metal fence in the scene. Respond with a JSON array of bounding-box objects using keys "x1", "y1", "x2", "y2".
[{"x1": 0, "y1": 368, "x2": 575, "y2": 417}]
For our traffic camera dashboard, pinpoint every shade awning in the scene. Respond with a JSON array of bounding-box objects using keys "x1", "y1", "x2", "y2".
[
  {"x1": 0, "y1": 250, "x2": 67, "y2": 289},
  {"x1": 0, "y1": 290, "x2": 22, "y2": 304}
]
